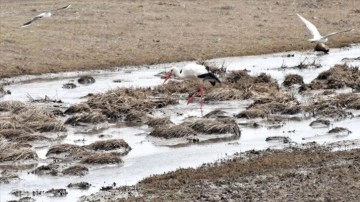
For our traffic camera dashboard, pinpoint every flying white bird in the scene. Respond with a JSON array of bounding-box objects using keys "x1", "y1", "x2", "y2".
[
  {"x1": 296, "y1": 13, "x2": 353, "y2": 44},
  {"x1": 22, "y1": 4, "x2": 71, "y2": 27},
  {"x1": 163, "y1": 63, "x2": 221, "y2": 110}
]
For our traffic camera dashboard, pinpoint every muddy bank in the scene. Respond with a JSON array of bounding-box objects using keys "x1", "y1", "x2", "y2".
[{"x1": 80, "y1": 142, "x2": 360, "y2": 201}]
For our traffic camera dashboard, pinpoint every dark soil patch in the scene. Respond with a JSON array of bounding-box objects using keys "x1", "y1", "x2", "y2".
[
  {"x1": 328, "y1": 127, "x2": 352, "y2": 134},
  {"x1": 78, "y1": 75, "x2": 96, "y2": 84},
  {"x1": 45, "y1": 188, "x2": 68, "y2": 197}
]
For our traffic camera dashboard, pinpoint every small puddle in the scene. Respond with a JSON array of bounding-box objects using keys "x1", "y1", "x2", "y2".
[{"x1": 1, "y1": 45, "x2": 359, "y2": 202}]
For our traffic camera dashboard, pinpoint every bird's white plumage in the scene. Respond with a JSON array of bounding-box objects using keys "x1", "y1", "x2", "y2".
[
  {"x1": 297, "y1": 13, "x2": 353, "y2": 44},
  {"x1": 170, "y1": 63, "x2": 209, "y2": 80},
  {"x1": 22, "y1": 4, "x2": 71, "y2": 27},
  {"x1": 297, "y1": 14, "x2": 321, "y2": 40}
]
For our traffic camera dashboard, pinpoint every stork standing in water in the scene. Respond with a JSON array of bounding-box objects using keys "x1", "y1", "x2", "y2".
[
  {"x1": 163, "y1": 63, "x2": 221, "y2": 110},
  {"x1": 22, "y1": 4, "x2": 71, "y2": 27},
  {"x1": 296, "y1": 13, "x2": 353, "y2": 53}
]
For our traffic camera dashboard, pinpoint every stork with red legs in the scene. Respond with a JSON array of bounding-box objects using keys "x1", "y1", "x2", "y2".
[{"x1": 163, "y1": 63, "x2": 221, "y2": 111}]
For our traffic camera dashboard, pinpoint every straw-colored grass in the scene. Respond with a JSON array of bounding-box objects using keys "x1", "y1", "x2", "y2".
[
  {"x1": 65, "y1": 112, "x2": 107, "y2": 125},
  {"x1": 85, "y1": 139, "x2": 131, "y2": 153},
  {"x1": 1, "y1": 0, "x2": 359, "y2": 78},
  {"x1": 80, "y1": 153, "x2": 123, "y2": 164},
  {"x1": 308, "y1": 65, "x2": 360, "y2": 89},
  {"x1": 0, "y1": 145, "x2": 38, "y2": 162},
  {"x1": 62, "y1": 165, "x2": 89, "y2": 176}
]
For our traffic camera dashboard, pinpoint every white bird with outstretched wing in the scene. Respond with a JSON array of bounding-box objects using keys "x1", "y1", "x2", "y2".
[
  {"x1": 296, "y1": 13, "x2": 353, "y2": 44},
  {"x1": 22, "y1": 4, "x2": 71, "y2": 27}
]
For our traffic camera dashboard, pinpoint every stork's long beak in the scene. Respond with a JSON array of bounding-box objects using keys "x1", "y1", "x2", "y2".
[{"x1": 163, "y1": 71, "x2": 173, "y2": 84}]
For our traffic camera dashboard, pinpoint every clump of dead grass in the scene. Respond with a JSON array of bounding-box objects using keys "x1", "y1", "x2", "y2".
[
  {"x1": 203, "y1": 109, "x2": 228, "y2": 119},
  {"x1": 186, "y1": 118, "x2": 241, "y2": 136},
  {"x1": 0, "y1": 101, "x2": 26, "y2": 112},
  {"x1": 149, "y1": 125, "x2": 197, "y2": 139},
  {"x1": 205, "y1": 87, "x2": 244, "y2": 101},
  {"x1": 34, "y1": 164, "x2": 59, "y2": 176},
  {"x1": 46, "y1": 144, "x2": 87, "y2": 160},
  {"x1": 87, "y1": 87, "x2": 177, "y2": 122},
  {"x1": 0, "y1": 129, "x2": 29, "y2": 140},
  {"x1": 80, "y1": 153, "x2": 123, "y2": 164},
  {"x1": 236, "y1": 108, "x2": 268, "y2": 119},
  {"x1": 65, "y1": 112, "x2": 107, "y2": 125},
  {"x1": 283, "y1": 74, "x2": 304, "y2": 87},
  {"x1": 308, "y1": 65, "x2": 360, "y2": 90},
  {"x1": 78, "y1": 75, "x2": 96, "y2": 84},
  {"x1": 0, "y1": 144, "x2": 37, "y2": 162},
  {"x1": 64, "y1": 103, "x2": 92, "y2": 114},
  {"x1": 85, "y1": 139, "x2": 131, "y2": 153},
  {"x1": 145, "y1": 117, "x2": 173, "y2": 127},
  {"x1": 62, "y1": 165, "x2": 89, "y2": 176}
]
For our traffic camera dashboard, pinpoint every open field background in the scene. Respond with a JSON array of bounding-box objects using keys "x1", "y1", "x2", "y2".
[{"x1": 1, "y1": 0, "x2": 359, "y2": 78}]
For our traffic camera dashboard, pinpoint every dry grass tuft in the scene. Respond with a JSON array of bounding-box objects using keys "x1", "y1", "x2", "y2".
[
  {"x1": 203, "y1": 109, "x2": 228, "y2": 119},
  {"x1": 236, "y1": 108, "x2": 268, "y2": 119},
  {"x1": 145, "y1": 117, "x2": 173, "y2": 127},
  {"x1": 0, "y1": 101, "x2": 26, "y2": 112},
  {"x1": 46, "y1": 144, "x2": 87, "y2": 159},
  {"x1": 78, "y1": 75, "x2": 96, "y2": 84},
  {"x1": 62, "y1": 165, "x2": 89, "y2": 176},
  {"x1": 186, "y1": 118, "x2": 241, "y2": 136},
  {"x1": 80, "y1": 153, "x2": 123, "y2": 164},
  {"x1": 34, "y1": 164, "x2": 59, "y2": 176},
  {"x1": 302, "y1": 93, "x2": 360, "y2": 119},
  {"x1": 87, "y1": 87, "x2": 177, "y2": 122},
  {"x1": 0, "y1": 129, "x2": 29, "y2": 140},
  {"x1": 85, "y1": 139, "x2": 131, "y2": 152},
  {"x1": 149, "y1": 125, "x2": 197, "y2": 139},
  {"x1": 308, "y1": 65, "x2": 360, "y2": 90},
  {"x1": 64, "y1": 103, "x2": 92, "y2": 114},
  {"x1": 283, "y1": 74, "x2": 304, "y2": 87},
  {"x1": 0, "y1": 144, "x2": 38, "y2": 162},
  {"x1": 65, "y1": 112, "x2": 107, "y2": 125},
  {"x1": 205, "y1": 87, "x2": 244, "y2": 101}
]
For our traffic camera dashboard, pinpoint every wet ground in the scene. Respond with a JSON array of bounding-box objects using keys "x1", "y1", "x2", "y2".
[{"x1": 1, "y1": 45, "x2": 360, "y2": 202}]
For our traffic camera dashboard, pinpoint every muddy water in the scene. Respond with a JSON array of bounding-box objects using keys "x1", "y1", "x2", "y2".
[{"x1": 1, "y1": 45, "x2": 360, "y2": 202}]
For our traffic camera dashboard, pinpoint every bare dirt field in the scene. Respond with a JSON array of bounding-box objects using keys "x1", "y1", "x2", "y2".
[{"x1": 1, "y1": 0, "x2": 360, "y2": 78}]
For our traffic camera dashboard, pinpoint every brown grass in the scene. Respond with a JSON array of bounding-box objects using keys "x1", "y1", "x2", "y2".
[
  {"x1": 87, "y1": 87, "x2": 177, "y2": 122},
  {"x1": 65, "y1": 112, "x2": 107, "y2": 125},
  {"x1": 283, "y1": 74, "x2": 305, "y2": 87},
  {"x1": 187, "y1": 118, "x2": 240, "y2": 136},
  {"x1": 85, "y1": 139, "x2": 131, "y2": 152},
  {"x1": 125, "y1": 147, "x2": 360, "y2": 201},
  {"x1": 46, "y1": 144, "x2": 87, "y2": 159},
  {"x1": 149, "y1": 125, "x2": 197, "y2": 139},
  {"x1": 80, "y1": 153, "x2": 123, "y2": 164},
  {"x1": 145, "y1": 117, "x2": 173, "y2": 127},
  {"x1": 308, "y1": 65, "x2": 360, "y2": 90},
  {"x1": 62, "y1": 165, "x2": 89, "y2": 176},
  {"x1": 0, "y1": 144, "x2": 38, "y2": 162},
  {"x1": 1, "y1": 0, "x2": 359, "y2": 78},
  {"x1": 64, "y1": 103, "x2": 92, "y2": 114},
  {"x1": 236, "y1": 108, "x2": 268, "y2": 119}
]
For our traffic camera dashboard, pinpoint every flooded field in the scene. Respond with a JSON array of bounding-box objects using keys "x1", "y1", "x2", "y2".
[{"x1": 1, "y1": 45, "x2": 360, "y2": 202}]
